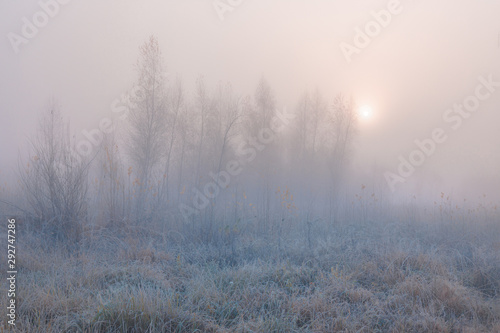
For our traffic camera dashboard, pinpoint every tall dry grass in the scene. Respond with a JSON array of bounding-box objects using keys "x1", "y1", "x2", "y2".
[{"x1": 1, "y1": 196, "x2": 499, "y2": 332}]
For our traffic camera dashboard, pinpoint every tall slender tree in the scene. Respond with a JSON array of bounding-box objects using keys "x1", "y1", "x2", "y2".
[{"x1": 127, "y1": 36, "x2": 168, "y2": 221}]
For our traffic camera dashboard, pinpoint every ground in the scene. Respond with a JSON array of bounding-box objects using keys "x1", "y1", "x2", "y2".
[{"x1": 2, "y1": 211, "x2": 500, "y2": 332}]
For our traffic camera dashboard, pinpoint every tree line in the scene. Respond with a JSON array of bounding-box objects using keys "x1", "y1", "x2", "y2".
[{"x1": 18, "y1": 36, "x2": 358, "y2": 246}]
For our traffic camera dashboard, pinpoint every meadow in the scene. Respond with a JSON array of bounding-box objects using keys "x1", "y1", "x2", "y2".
[{"x1": 2, "y1": 196, "x2": 499, "y2": 333}]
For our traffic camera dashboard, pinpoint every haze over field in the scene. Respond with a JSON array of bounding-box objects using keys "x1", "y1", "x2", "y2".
[
  {"x1": 1, "y1": 0, "x2": 500, "y2": 203},
  {"x1": 0, "y1": 2, "x2": 500, "y2": 332}
]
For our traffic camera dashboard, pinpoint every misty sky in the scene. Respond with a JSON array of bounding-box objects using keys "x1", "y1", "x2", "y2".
[{"x1": 1, "y1": 0, "x2": 499, "y2": 201}]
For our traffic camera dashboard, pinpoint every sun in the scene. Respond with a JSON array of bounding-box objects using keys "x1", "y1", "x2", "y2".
[{"x1": 359, "y1": 105, "x2": 373, "y2": 119}]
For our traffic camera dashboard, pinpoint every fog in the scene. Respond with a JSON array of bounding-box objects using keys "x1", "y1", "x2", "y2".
[
  {"x1": 2, "y1": 1, "x2": 499, "y2": 207},
  {"x1": 2, "y1": 1, "x2": 500, "y2": 331}
]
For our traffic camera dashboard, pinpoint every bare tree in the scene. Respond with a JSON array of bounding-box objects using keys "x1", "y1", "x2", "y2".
[
  {"x1": 243, "y1": 77, "x2": 276, "y2": 232},
  {"x1": 19, "y1": 103, "x2": 90, "y2": 245},
  {"x1": 324, "y1": 93, "x2": 358, "y2": 224},
  {"x1": 127, "y1": 36, "x2": 168, "y2": 221},
  {"x1": 289, "y1": 88, "x2": 327, "y2": 196},
  {"x1": 328, "y1": 94, "x2": 357, "y2": 172},
  {"x1": 205, "y1": 82, "x2": 242, "y2": 241},
  {"x1": 294, "y1": 91, "x2": 310, "y2": 163},
  {"x1": 212, "y1": 82, "x2": 242, "y2": 180},
  {"x1": 194, "y1": 76, "x2": 211, "y2": 188},
  {"x1": 157, "y1": 77, "x2": 184, "y2": 208},
  {"x1": 175, "y1": 102, "x2": 192, "y2": 205},
  {"x1": 96, "y1": 133, "x2": 125, "y2": 229},
  {"x1": 291, "y1": 89, "x2": 326, "y2": 162},
  {"x1": 309, "y1": 88, "x2": 326, "y2": 158}
]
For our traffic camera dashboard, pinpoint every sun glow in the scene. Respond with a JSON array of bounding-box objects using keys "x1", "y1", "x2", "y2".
[{"x1": 359, "y1": 105, "x2": 373, "y2": 119}]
